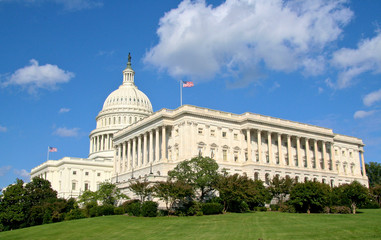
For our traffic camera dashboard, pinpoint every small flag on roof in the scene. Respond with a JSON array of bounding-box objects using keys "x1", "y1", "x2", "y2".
[
  {"x1": 182, "y1": 81, "x2": 194, "y2": 88},
  {"x1": 48, "y1": 147, "x2": 57, "y2": 152}
]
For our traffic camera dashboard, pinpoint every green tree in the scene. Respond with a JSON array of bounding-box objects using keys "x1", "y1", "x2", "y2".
[
  {"x1": 96, "y1": 182, "x2": 127, "y2": 206},
  {"x1": 78, "y1": 190, "x2": 97, "y2": 205},
  {"x1": 128, "y1": 180, "x2": 153, "y2": 202},
  {"x1": 24, "y1": 177, "x2": 57, "y2": 207},
  {"x1": 288, "y1": 181, "x2": 331, "y2": 214},
  {"x1": 0, "y1": 179, "x2": 27, "y2": 230},
  {"x1": 153, "y1": 180, "x2": 193, "y2": 214},
  {"x1": 168, "y1": 156, "x2": 220, "y2": 201},
  {"x1": 268, "y1": 175, "x2": 294, "y2": 204},
  {"x1": 340, "y1": 181, "x2": 369, "y2": 214},
  {"x1": 366, "y1": 162, "x2": 381, "y2": 187},
  {"x1": 215, "y1": 174, "x2": 270, "y2": 212},
  {"x1": 370, "y1": 184, "x2": 381, "y2": 207}
]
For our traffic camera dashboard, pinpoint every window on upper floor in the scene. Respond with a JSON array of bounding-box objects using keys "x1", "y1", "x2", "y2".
[
  {"x1": 222, "y1": 131, "x2": 227, "y2": 138},
  {"x1": 223, "y1": 149, "x2": 227, "y2": 161},
  {"x1": 85, "y1": 172, "x2": 89, "y2": 176},
  {"x1": 211, "y1": 129, "x2": 215, "y2": 137},
  {"x1": 72, "y1": 182, "x2": 76, "y2": 190},
  {"x1": 97, "y1": 172, "x2": 101, "y2": 177},
  {"x1": 234, "y1": 133, "x2": 238, "y2": 140},
  {"x1": 73, "y1": 171, "x2": 77, "y2": 175},
  {"x1": 198, "y1": 128, "x2": 203, "y2": 135},
  {"x1": 84, "y1": 183, "x2": 89, "y2": 191}
]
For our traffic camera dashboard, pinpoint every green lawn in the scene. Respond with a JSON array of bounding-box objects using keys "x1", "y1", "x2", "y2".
[{"x1": 1, "y1": 209, "x2": 381, "y2": 240}]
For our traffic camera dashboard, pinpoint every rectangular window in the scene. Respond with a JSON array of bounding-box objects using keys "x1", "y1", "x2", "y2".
[
  {"x1": 234, "y1": 151, "x2": 238, "y2": 162},
  {"x1": 85, "y1": 172, "x2": 89, "y2": 176},
  {"x1": 97, "y1": 172, "x2": 101, "y2": 177},
  {"x1": 210, "y1": 129, "x2": 215, "y2": 137},
  {"x1": 72, "y1": 182, "x2": 76, "y2": 190},
  {"x1": 222, "y1": 132, "x2": 227, "y2": 138},
  {"x1": 84, "y1": 183, "x2": 89, "y2": 191},
  {"x1": 234, "y1": 133, "x2": 238, "y2": 140},
  {"x1": 198, "y1": 128, "x2": 203, "y2": 135},
  {"x1": 223, "y1": 150, "x2": 227, "y2": 161},
  {"x1": 73, "y1": 171, "x2": 77, "y2": 175}
]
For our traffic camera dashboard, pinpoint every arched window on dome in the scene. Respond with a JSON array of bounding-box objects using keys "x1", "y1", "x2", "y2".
[
  {"x1": 109, "y1": 118, "x2": 111, "y2": 125},
  {"x1": 135, "y1": 116, "x2": 137, "y2": 122},
  {"x1": 129, "y1": 116, "x2": 132, "y2": 124},
  {"x1": 119, "y1": 116, "x2": 121, "y2": 124},
  {"x1": 113, "y1": 117, "x2": 116, "y2": 124}
]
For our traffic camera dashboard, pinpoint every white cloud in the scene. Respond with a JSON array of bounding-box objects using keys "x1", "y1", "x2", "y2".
[
  {"x1": 332, "y1": 33, "x2": 381, "y2": 88},
  {"x1": 53, "y1": 127, "x2": 80, "y2": 137},
  {"x1": 14, "y1": 169, "x2": 30, "y2": 180},
  {"x1": 144, "y1": 0, "x2": 352, "y2": 86},
  {"x1": 1, "y1": 59, "x2": 74, "y2": 94},
  {"x1": 0, "y1": 124, "x2": 7, "y2": 132},
  {"x1": 0, "y1": 166, "x2": 11, "y2": 176},
  {"x1": 363, "y1": 88, "x2": 381, "y2": 107},
  {"x1": 59, "y1": 108, "x2": 70, "y2": 114},
  {"x1": 354, "y1": 110, "x2": 376, "y2": 119},
  {"x1": 318, "y1": 87, "x2": 324, "y2": 94}
]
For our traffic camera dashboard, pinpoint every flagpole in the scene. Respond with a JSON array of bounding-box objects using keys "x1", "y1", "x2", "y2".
[
  {"x1": 47, "y1": 147, "x2": 49, "y2": 161},
  {"x1": 180, "y1": 80, "x2": 182, "y2": 106}
]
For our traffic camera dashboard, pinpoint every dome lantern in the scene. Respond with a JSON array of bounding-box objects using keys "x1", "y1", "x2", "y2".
[{"x1": 123, "y1": 53, "x2": 135, "y2": 85}]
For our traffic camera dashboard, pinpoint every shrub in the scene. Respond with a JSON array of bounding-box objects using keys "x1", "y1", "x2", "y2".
[
  {"x1": 98, "y1": 204, "x2": 115, "y2": 216},
  {"x1": 239, "y1": 201, "x2": 250, "y2": 213},
  {"x1": 361, "y1": 200, "x2": 380, "y2": 209},
  {"x1": 270, "y1": 204, "x2": 280, "y2": 211},
  {"x1": 114, "y1": 207, "x2": 125, "y2": 215},
  {"x1": 122, "y1": 199, "x2": 140, "y2": 213},
  {"x1": 125, "y1": 201, "x2": 141, "y2": 216},
  {"x1": 196, "y1": 211, "x2": 203, "y2": 216},
  {"x1": 187, "y1": 202, "x2": 202, "y2": 216},
  {"x1": 65, "y1": 208, "x2": 86, "y2": 220},
  {"x1": 255, "y1": 206, "x2": 268, "y2": 212},
  {"x1": 323, "y1": 206, "x2": 331, "y2": 214},
  {"x1": 141, "y1": 201, "x2": 158, "y2": 217},
  {"x1": 331, "y1": 206, "x2": 351, "y2": 214},
  {"x1": 201, "y1": 202, "x2": 224, "y2": 215},
  {"x1": 279, "y1": 204, "x2": 295, "y2": 213}
]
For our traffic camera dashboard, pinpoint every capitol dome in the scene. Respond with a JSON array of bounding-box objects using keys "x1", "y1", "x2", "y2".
[{"x1": 88, "y1": 54, "x2": 153, "y2": 160}]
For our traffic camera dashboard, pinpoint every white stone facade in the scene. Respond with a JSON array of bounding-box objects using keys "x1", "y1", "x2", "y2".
[{"x1": 112, "y1": 105, "x2": 368, "y2": 189}]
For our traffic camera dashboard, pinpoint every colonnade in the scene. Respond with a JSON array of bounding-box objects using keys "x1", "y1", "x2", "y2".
[
  {"x1": 114, "y1": 126, "x2": 168, "y2": 174},
  {"x1": 90, "y1": 133, "x2": 113, "y2": 153}
]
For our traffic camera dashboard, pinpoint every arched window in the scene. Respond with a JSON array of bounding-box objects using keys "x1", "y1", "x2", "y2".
[{"x1": 254, "y1": 172, "x2": 259, "y2": 181}]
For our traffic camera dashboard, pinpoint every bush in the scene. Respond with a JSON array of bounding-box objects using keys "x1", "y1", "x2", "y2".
[
  {"x1": 361, "y1": 200, "x2": 380, "y2": 209},
  {"x1": 201, "y1": 203, "x2": 224, "y2": 215},
  {"x1": 279, "y1": 204, "x2": 295, "y2": 213},
  {"x1": 323, "y1": 206, "x2": 331, "y2": 214},
  {"x1": 196, "y1": 211, "x2": 203, "y2": 216},
  {"x1": 125, "y1": 201, "x2": 141, "y2": 216},
  {"x1": 141, "y1": 201, "x2": 158, "y2": 217},
  {"x1": 255, "y1": 206, "x2": 268, "y2": 212},
  {"x1": 122, "y1": 199, "x2": 140, "y2": 212},
  {"x1": 114, "y1": 207, "x2": 125, "y2": 215},
  {"x1": 65, "y1": 208, "x2": 86, "y2": 221},
  {"x1": 187, "y1": 202, "x2": 202, "y2": 216},
  {"x1": 239, "y1": 201, "x2": 250, "y2": 213},
  {"x1": 270, "y1": 204, "x2": 280, "y2": 211},
  {"x1": 97, "y1": 204, "x2": 115, "y2": 216},
  {"x1": 331, "y1": 206, "x2": 351, "y2": 214}
]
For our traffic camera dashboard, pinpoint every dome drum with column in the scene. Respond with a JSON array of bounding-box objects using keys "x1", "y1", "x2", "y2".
[{"x1": 89, "y1": 54, "x2": 153, "y2": 160}]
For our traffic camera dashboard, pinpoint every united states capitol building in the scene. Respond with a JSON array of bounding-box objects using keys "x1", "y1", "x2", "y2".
[{"x1": 31, "y1": 55, "x2": 369, "y2": 199}]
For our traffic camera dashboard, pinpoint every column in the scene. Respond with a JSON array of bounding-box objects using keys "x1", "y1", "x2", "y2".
[
  {"x1": 287, "y1": 135, "x2": 292, "y2": 166},
  {"x1": 132, "y1": 137, "x2": 137, "y2": 168},
  {"x1": 305, "y1": 138, "x2": 310, "y2": 168},
  {"x1": 277, "y1": 133, "x2": 283, "y2": 165},
  {"x1": 127, "y1": 140, "x2": 131, "y2": 170},
  {"x1": 162, "y1": 126, "x2": 167, "y2": 161},
  {"x1": 330, "y1": 142, "x2": 335, "y2": 171},
  {"x1": 122, "y1": 141, "x2": 126, "y2": 173},
  {"x1": 105, "y1": 134, "x2": 108, "y2": 150},
  {"x1": 90, "y1": 137, "x2": 93, "y2": 154},
  {"x1": 257, "y1": 130, "x2": 262, "y2": 162},
  {"x1": 267, "y1": 132, "x2": 272, "y2": 164},
  {"x1": 143, "y1": 132, "x2": 148, "y2": 165},
  {"x1": 155, "y1": 128, "x2": 160, "y2": 162},
  {"x1": 138, "y1": 135, "x2": 142, "y2": 166},
  {"x1": 98, "y1": 136, "x2": 101, "y2": 151},
  {"x1": 118, "y1": 143, "x2": 123, "y2": 173},
  {"x1": 360, "y1": 151, "x2": 366, "y2": 176},
  {"x1": 314, "y1": 140, "x2": 319, "y2": 169},
  {"x1": 247, "y1": 129, "x2": 252, "y2": 162},
  {"x1": 296, "y1": 136, "x2": 301, "y2": 167},
  {"x1": 322, "y1": 141, "x2": 327, "y2": 170},
  {"x1": 113, "y1": 147, "x2": 118, "y2": 175},
  {"x1": 149, "y1": 130, "x2": 154, "y2": 163},
  {"x1": 100, "y1": 135, "x2": 103, "y2": 151}
]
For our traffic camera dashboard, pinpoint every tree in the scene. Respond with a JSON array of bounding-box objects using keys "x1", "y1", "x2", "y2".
[
  {"x1": 77, "y1": 190, "x2": 97, "y2": 205},
  {"x1": 128, "y1": 180, "x2": 153, "y2": 202},
  {"x1": 96, "y1": 182, "x2": 127, "y2": 206},
  {"x1": 0, "y1": 179, "x2": 27, "y2": 230},
  {"x1": 168, "y1": 156, "x2": 220, "y2": 201},
  {"x1": 366, "y1": 162, "x2": 381, "y2": 187},
  {"x1": 340, "y1": 181, "x2": 369, "y2": 214},
  {"x1": 153, "y1": 180, "x2": 193, "y2": 214},
  {"x1": 24, "y1": 177, "x2": 57, "y2": 207},
  {"x1": 268, "y1": 175, "x2": 294, "y2": 204},
  {"x1": 288, "y1": 181, "x2": 331, "y2": 214},
  {"x1": 370, "y1": 184, "x2": 381, "y2": 207},
  {"x1": 215, "y1": 174, "x2": 270, "y2": 212}
]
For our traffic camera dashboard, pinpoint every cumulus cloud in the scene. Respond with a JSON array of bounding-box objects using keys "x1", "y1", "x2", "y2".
[
  {"x1": 354, "y1": 110, "x2": 376, "y2": 119},
  {"x1": 59, "y1": 108, "x2": 70, "y2": 114},
  {"x1": 332, "y1": 33, "x2": 381, "y2": 88},
  {"x1": 0, "y1": 166, "x2": 11, "y2": 176},
  {"x1": 144, "y1": 0, "x2": 352, "y2": 86},
  {"x1": 53, "y1": 127, "x2": 80, "y2": 137},
  {"x1": 14, "y1": 169, "x2": 30, "y2": 180},
  {"x1": 363, "y1": 88, "x2": 381, "y2": 107},
  {"x1": 1, "y1": 59, "x2": 74, "y2": 94},
  {"x1": 0, "y1": 125, "x2": 7, "y2": 132}
]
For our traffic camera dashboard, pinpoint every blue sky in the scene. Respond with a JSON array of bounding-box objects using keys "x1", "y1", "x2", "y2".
[{"x1": 1, "y1": 0, "x2": 381, "y2": 189}]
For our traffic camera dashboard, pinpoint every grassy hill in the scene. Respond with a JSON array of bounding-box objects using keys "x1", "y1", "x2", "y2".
[{"x1": 1, "y1": 209, "x2": 381, "y2": 240}]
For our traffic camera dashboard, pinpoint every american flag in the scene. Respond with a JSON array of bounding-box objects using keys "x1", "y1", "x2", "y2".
[
  {"x1": 183, "y1": 81, "x2": 194, "y2": 88},
  {"x1": 48, "y1": 147, "x2": 57, "y2": 152}
]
